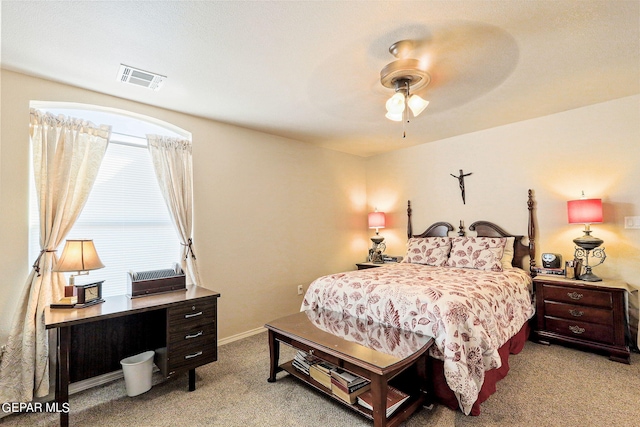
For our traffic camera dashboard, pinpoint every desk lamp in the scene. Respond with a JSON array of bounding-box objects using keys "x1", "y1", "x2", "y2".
[
  {"x1": 567, "y1": 195, "x2": 605, "y2": 281},
  {"x1": 54, "y1": 239, "x2": 105, "y2": 296}
]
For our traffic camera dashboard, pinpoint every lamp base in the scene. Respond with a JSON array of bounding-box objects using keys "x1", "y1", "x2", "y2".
[
  {"x1": 578, "y1": 266, "x2": 602, "y2": 282},
  {"x1": 371, "y1": 236, "x2": 385, "y2": 244},
  {"x1": 573, "y1": 245, "x2": 606, "y2": 282}
]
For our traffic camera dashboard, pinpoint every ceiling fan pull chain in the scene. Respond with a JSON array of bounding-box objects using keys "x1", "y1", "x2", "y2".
[{"x1": 403, "y1": 105, "x2": 407, "y2": 138}]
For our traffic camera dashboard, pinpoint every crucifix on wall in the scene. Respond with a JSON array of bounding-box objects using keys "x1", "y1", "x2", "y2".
[{"x1": 450, "y1": 169, "x2": 472, "y2": 204}]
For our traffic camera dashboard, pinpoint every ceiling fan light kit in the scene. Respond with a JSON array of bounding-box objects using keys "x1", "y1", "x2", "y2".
[
  {"x1": 407, "y1": 94, "x2": 429, "y2": 116},
  {"x1": 385, "y1": 92, "x2": 406, "y2": 114},
  {"x1": 385, "y1": 111, "x2": 404, "y2": 122},
  {"x1": 380, "y1": 41, "x2": 431, "y2": 137}
]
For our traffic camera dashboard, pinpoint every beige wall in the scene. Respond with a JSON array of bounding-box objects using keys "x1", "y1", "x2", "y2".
[
  {"x1": 2, "y1": 69, "x2": 638, "y2": 348},
  {"x1": 366, "y1": 95, "x2": 640, "y2": 289},
  {"x1": 0, "y1": 70, "x2": 368, "y2": 344}
]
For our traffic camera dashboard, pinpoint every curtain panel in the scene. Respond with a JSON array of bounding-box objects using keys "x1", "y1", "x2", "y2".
[
  {"x1": 146, "y1": 135, "x2": 202, "y2": 286},
  {"x1": 0, "y1": 109, "x2": 110, "y2": 402}
]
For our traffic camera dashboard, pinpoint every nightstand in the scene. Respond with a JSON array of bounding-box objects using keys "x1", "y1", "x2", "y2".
[
  {"x1": 533, "y1": 275, "x2": 630, "y2": 364},
  {"x1": 355, "y1": 262, "x2": 383, "y2": 270}
]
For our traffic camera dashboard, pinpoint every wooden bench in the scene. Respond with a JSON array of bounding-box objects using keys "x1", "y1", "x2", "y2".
[{"x1": 265, "y1": 310, "x2": 434, "y2": 427}]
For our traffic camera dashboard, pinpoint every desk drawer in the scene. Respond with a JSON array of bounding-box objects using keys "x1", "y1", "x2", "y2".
[
  {"x1": 168, "y1": 322, "x2": 217, "y2": 349},
  {"x1": 162, "y1": 296, "x2": 218, "y2": 378},
  {"x1": 543, "y1": 284, "x2": 612, "y2": 308},
  {"x1": 169, "y1": 298, "x2": 217, "y2": 327},
  {"x1": 545, "y1": 316, "x2": 614, "y2": 344},
  {"x1": 544, "y1": 301, "x2": 613, "y2": 326},
  {"x1": 166, "y1": 342, "x2": 217, "y2": 376}
]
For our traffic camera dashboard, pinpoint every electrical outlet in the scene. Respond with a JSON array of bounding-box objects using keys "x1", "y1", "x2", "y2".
[
  {"x1": 625, "y1": 216, "x2": 640, "y2": 229},
  {"x1": 297, "y1": 285, "x2": 303, "y2": 295}
]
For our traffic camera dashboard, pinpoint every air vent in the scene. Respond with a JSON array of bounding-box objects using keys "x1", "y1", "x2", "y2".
[{"x1": 117, "y1": 64, "x2": 166, "y2": 91}]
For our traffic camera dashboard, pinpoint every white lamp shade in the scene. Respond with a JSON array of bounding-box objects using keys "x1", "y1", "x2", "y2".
[
  {"x1": 368, "y1": 211, "x2": 386, "y2": 229},
  {"x1": 385, "y1": 111, "x2": 403, "y2": 122},
  {"x1": 54, "y1": 239, "x2": 105, "y2": 272},
  {"x1": 407, "y1": 94, "x2": 429, "y2": 116},
  {"x1": 385, "y1": 92, "x2": 405, "y2": 114}
]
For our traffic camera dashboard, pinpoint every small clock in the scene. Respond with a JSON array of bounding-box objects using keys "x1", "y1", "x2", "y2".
[
  {"x1": 541, "y1": 253, "x2": 562, "y2": 269},
  {"x1": 74, "y1": 280, "x2": 105, "y2": 308}
]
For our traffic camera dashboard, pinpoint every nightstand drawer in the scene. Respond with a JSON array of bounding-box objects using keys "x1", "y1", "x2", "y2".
[
  {"x1": 545, "y1": 316, "x2": 614, "y2": 344},
  {"x1": 533, "y1": 277, "x2": 630, "y2": 363},
  {"x1": 544, "y1": 301, "x2": 613, "y2": 326},
  {"x1": 543, "y1": 284, "x2": 612, "y2": 308}
]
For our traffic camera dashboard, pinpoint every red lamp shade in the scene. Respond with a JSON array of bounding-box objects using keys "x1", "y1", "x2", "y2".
[
  {"x1": 567, "y1": 199, "x2": 603, "y2": 224},
  {"x1": 368, "y1": 211, "x2": 386, "y2": 229}
]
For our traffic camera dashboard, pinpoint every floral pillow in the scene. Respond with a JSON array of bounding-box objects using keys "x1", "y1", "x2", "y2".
[
  {"x1": 404, "y1": 237, "x2": 452, "y2": 266},
  {"x1": 446, "y1": 237, "x2": 507, "y2": 271}
]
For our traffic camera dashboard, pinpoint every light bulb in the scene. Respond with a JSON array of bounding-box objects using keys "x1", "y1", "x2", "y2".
[
  {"x1": 385, "y1": 92, "x2": 405, "y2": 114},
  {"x1": 407, "y1": 94, "x2": 429, "y2": 117}
]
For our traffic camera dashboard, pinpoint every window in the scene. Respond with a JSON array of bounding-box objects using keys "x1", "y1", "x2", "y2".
[{"x1": 29, "y1": 103, "x2": 190, "y2": 297}]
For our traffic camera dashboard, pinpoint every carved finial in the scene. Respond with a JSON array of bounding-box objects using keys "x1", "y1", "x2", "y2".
[{"x1": 407, "y1": 200, "x2": 413, "y2": 239}]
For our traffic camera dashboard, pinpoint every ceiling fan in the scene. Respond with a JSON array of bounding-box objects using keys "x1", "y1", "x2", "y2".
[{"x1": 379, "y1": 39, "x2": 431, "y2": 136}]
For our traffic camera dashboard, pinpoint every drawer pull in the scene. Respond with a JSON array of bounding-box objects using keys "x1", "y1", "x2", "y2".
[
  {"x1": 567, "y1": 292, "x2": 583, "y2": 300},
  {"x1": 185, "y1": 331, "x2": 203, "y2": 340},
  {"x1": 569, "y1": 309, "x2": 584, "y2": 317},
  {"x1": 184, "y1": 311, "x2": 203, "y2": 319},
  {"x1": 185, "y1": 351, "x2": 203, "y2": 360},
  {"x1": 569, "y1": 325, "x2": 586, "y2": 335}
]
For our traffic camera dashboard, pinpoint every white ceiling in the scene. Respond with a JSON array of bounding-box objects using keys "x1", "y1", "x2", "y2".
[{"x1": 2, "y1": 1, "x2": 638, "y2": 157}]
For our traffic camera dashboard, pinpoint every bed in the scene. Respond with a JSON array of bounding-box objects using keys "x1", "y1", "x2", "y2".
[{"x1": 301, "y1": 190, "x2": 536, "y2": 415}]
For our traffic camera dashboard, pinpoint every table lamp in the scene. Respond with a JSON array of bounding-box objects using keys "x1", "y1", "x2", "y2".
[
  {"x1": 567, "y1": 195, "x2": 606, "y2": 281},
  {"x1": 368, "y1": 210, "x2": 386, "y2": 263},
  {"x1": 54, "y1": 239, "x2": 105, "y2": 296}
]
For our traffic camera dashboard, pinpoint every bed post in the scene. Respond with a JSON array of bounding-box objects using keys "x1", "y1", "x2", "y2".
[
  {"x1": 527, "y1": 189, "x2": 536, "y2": 272},
  {"x1": 407, "y1": 200, "x2": 413, "y2": 239}
]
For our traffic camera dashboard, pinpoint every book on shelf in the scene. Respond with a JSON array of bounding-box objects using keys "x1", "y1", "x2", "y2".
[
  {"x1": 292, "y1": 350, "x2": 322, "y2": 375},
  {"x1": 356, "y1": 385, "x2": 411, "y2": 418},
  {"x1": 309, "y1": 361, "x2": 336, "y2": 389},
  {"x1": 330, "y1": 376, "x2": 370, "y2": 394},
  {"x1": 330, "y1": 367, "x2": 363, "y2": 387},
  {"x1": 532, "y1": 266, "x2": 566, "y2": 276},
  {"x1": 330, "y1": 377, "x2": 371, "y2": 404}
]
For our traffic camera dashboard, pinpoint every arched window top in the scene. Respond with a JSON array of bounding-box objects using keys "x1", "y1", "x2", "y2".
[{"x1": 29, "y1": 101, "x2": 190, "y2": 146}]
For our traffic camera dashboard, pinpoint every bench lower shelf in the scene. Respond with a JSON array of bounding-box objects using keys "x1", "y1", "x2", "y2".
[{"x1": 279, "y1": 360, "x2": 425, "y2": 427}]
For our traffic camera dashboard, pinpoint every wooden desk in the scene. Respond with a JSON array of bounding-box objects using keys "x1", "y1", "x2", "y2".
[
  {"x1": 45, "y1": 285, "x2": 220, "y2": 427},
  {"x1": 265, "y1": 310, "x2": 433, "y2": 427}
]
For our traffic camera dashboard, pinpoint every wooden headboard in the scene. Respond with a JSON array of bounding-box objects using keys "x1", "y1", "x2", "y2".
[{"x1": 406, "y1": 189, "x2": 536, "y2": 272}]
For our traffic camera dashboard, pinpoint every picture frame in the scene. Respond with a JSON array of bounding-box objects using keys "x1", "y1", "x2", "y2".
[{"x1": 565, "y1": 259, "x2": 582, "y2": 279}]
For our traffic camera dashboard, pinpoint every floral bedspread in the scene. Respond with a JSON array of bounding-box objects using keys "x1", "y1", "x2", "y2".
[
  {"x1": 301, "y1": 263, "x2": 534, "y2": 414},
  {"x1": 304, "y1": 307, "x2": 433, "y2": 360}
]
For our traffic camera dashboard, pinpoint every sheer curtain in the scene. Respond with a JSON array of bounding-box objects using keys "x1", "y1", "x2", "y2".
[
  {"x1": 147, "y1": 135, "x2": 202, "y2": 285},
  {"x1": 0, "y1": 109, "x2": 110, "y2": 402}
]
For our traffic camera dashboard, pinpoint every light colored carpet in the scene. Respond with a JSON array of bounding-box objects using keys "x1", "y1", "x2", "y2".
[{"x1": 2, "y1": 332, "x2": 638, "y2": 426}]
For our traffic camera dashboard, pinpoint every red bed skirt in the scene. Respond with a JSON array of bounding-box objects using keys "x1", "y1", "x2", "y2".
[{"x1": 429, "y1": 321, "x2": 530, "y2": 416}]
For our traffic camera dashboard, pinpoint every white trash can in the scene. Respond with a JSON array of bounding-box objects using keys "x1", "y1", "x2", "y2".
[{"x1": 120, "y1": 350, "x2": 155, "y2": 397}]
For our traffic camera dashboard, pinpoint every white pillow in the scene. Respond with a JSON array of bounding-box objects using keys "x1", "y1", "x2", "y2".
[{"x1": 501, "y1": 237, "x2": 515, "y2": 270}]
